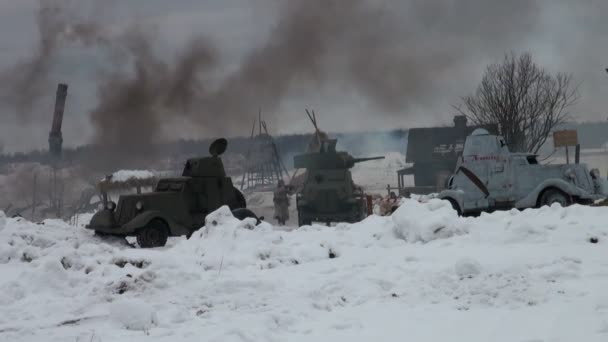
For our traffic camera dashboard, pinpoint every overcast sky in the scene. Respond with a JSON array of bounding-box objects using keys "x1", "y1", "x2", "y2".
[{"x1": 0, "y1": 0, "x2": 607, "y2": 153}]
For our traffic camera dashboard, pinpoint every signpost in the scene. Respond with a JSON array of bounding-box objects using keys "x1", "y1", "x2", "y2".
[{"x1": 553, "y1": 130, "x2": 579, "y2": 164}]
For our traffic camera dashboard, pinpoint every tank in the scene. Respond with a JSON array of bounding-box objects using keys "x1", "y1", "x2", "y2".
[
  {"x1": 86, "y1": 138, "x2": 261, "y2": 248},
  {"x1": 294, "y1": 139, "x2": 384, "y2": 226}
]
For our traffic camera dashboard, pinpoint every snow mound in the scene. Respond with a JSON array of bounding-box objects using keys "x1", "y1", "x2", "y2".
[
  {"x1": 454, "y1": 258, "x2": 482, "y2": 278},
  {"x1": 110, "y1": 299, "x2": 158, "y2": 331},
  {"x1": 391, "y1": 198, "x2": 466, "y2": 242},
  {"x1": 2, "y1": 201, "x2": 608, "y2": 341}
]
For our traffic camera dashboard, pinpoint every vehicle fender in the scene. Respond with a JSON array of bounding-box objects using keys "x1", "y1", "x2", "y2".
[
  {"x1": 596, "y1": 178, "x2": 608, "y2": 196},
  {"x1": 121, "y1": 210, "x2": 190, "y2": 236},
  {"x1": 437, "y1": 190, "x2": 465, "y2": 211},
  {"x1": 515, "y1": 178, "x2": 593, "y2": 208}
]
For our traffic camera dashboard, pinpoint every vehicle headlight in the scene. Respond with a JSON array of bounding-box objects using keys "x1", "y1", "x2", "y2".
[
  {"x1": 590, "y1": 168, "x2": 600, "y2": 180},
  {"x1": 564, "y1": 168, "x2": 576, "y2": 180},
  {"x1": 106, "y1": 201, "x2": 116, "y2": 211},
  {"x1": 135, "y1": 201, "x2": 144, "y2": 211}
]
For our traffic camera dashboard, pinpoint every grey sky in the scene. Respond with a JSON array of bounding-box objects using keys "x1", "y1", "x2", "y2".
[{"x1": 0, "y1": 0, "x2": 607, "y2": 153}]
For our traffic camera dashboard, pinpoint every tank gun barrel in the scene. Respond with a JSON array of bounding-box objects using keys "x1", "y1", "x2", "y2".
[{"x1": 353, "y1": 156, "x2": 385, "y2": 163}]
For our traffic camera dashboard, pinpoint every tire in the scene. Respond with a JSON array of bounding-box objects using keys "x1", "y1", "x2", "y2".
[
  {"x1": 446, "y1": 198, "x2": 462, "y2": 216},
  {"x1": 231, "y1": 208, "x2": 260, "y2": 224},
  {"x1": 298, "y1": 213, "x2": 311, "y2": 227},
  {"x1": 136, "y1": 219, "x2": 169, "y2": 248},
  {"x1": 230, "y1": 188, "x2": 247, "y2": 210},
  {"x1": 539, "y1": 188, "x2": 572, "y2": 207},
  {"x1": 94, "y1": 231, "x2": 110, "y2": 237}
]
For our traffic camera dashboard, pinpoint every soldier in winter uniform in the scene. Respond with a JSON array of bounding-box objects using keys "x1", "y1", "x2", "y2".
[
  {"x1": 379, "y1": 191, "x2": 399, "y2": 216},
  {"x1": 273, "y1": 180, "x2": 291, "y2": 225}
]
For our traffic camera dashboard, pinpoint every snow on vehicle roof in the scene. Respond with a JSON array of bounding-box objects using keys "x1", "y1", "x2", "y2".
[
  {"x1": 106, "y1": 170, "x2": 155, "y2": 182},
  {"x1": 471, "y1": 128, "x2": 490, "y2": 136}
]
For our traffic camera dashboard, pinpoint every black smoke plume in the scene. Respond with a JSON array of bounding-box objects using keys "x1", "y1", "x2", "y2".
[{"x1": 1, "y1": 0, "x2": 546, "y2": 168}]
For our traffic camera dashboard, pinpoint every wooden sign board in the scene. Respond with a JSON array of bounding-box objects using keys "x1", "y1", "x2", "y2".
[{"x1": 553, "y1": 130, "x2": 578, "y2": 148}]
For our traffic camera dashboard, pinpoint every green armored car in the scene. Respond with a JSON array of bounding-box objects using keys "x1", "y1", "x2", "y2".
[{"x1": 86, "y1": 138, "x2": 260, "y2": 247}]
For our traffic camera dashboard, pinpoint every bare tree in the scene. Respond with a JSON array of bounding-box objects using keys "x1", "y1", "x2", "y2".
[{"x1": 455, "y1": 52, "x2": 579, "y2": 153}]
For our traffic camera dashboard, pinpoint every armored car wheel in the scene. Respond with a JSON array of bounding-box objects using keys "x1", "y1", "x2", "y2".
[
  {"x1": 230, "y1": 189, "x2": 247, "y2": 210},
  {"x1": 136, "y1": 219, "x2": 169, "y2": 248},
  {"x1": 232, "y1": 208, "x2": 261, "y2": 225},
  {"x1": 445, "y1": 198, "x2": 462, "y2": 216},
  {"x1": 539, "y1": 188, "x2": 572, "y2": 207},
  {"x1": 297, "y1": 215, "x2": 311, "y2": 227},
  {"x1": 94, "y1": 231, "x2": 109, "y2": 237}
]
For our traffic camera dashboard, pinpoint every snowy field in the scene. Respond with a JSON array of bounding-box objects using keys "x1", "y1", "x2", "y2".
[{"x1": 2, "y1": 199, "x2": 608, "y2": 342}]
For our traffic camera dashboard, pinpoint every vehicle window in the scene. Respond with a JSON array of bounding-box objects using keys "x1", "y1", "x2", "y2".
[
  {"x1": 156, "y1": 181, "x2": 184, "y2": 192},
  {"x1": 526, "y1": 156, "x2": 538, "y2": 164},
  {"x1": 156, "y1": 182, "x2": 169, "y2": 191},
  {"x1": 170, "y1": 183, "x2": 183, "y2": 191}
]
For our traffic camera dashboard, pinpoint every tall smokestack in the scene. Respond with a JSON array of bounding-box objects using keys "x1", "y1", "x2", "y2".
[{"x1": 48, "y1": 83, "x2": 68, "y2": 158}]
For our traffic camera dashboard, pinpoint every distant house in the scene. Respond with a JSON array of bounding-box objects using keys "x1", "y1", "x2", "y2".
[{"x1": 397, "y1": 116, "x2": 497, "y2": 195}]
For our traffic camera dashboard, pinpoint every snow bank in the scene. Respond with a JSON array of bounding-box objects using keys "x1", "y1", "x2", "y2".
[
  {"x1": 110, "y1": 299, "x2": 158, "y2": 331},
  {"x1": 391, "y1": 198, "x2": 466, "y2": 242},
  {"x1": 2, "y1": 201, "x2": 608, "y2": 342}
]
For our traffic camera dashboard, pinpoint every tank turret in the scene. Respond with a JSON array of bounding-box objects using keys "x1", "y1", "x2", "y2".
[{"x1": 293, "y1": 139, "x2": 384, "y2": 170}]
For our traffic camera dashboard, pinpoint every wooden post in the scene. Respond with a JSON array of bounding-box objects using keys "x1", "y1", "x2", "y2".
[
  {"x1": 31, "y1": 173, "x2": 37, "y2": 220},
  {"x1": 565, "y1": 146, "x2": 569, "y2": 164},
  {"x1": 575, "y1": 144, "x2": 580, "y2": 164},
  {"x1": 397, "y1": 173, "x2": 402, "y2": 191}
]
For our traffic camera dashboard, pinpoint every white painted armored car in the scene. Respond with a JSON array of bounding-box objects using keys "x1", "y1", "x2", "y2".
[{"x1": 439, "y1": 129, "x2": 608, "y2": 215}]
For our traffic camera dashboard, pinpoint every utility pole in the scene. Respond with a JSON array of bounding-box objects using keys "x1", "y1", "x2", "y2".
[
  {"x1": 48, "y1": 83, "x2": 68, "y2": 218},
  {"x1": 605, "y1": 68, "x2": 608, "y2": 176}
]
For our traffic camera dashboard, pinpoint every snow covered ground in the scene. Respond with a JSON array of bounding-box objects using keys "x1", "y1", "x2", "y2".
[{"x1": 2, "y1": 200, "x2": 608, "y2": 342}]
